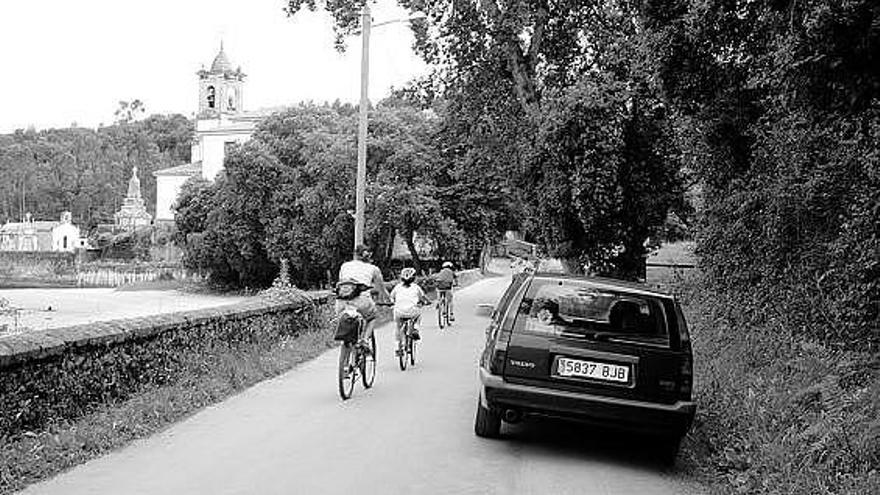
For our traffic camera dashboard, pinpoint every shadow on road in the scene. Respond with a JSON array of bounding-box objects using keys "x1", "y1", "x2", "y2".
[{"x1": 500, "y1": 416, "x2": 678, "y2": 472}]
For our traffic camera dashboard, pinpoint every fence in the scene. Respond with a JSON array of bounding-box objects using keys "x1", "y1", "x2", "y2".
[{"x1": 75, "y1": 265, "x2": 204, "y2": 287}]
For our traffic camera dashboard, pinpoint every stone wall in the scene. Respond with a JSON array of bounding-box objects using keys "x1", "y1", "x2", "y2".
[
  {"x1": 0, "y1": 251, "x2": 79, "y2": 287},
  {"x1": 0, "y1": 293, "x2": 329, "y2": 438}
]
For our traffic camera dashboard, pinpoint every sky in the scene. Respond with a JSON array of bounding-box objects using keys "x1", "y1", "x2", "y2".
[{"x1": 0, "y1": 0, "x2": 428, "y2": 134}]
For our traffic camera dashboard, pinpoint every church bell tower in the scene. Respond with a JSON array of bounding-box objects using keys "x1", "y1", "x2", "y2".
[{"x1": 197, "y1": 42, "x2": 245, "y2": 119}]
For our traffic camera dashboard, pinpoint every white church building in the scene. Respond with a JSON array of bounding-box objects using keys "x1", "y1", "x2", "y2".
[{"x1": 154, "y1": 44, "x2": 264, "y2": 221}]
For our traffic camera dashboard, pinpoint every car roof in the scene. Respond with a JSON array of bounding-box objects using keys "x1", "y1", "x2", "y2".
[{"x1": 530, "y1": 271, "x2": 674, "y2": 299}]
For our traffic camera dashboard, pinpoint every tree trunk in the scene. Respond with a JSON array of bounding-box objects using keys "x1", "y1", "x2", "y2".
[
  {"x1": 384, "y1": 228, "x2": 394, "y2": 264},
  {"x1": 404, "y1": 230, "x2": 423, "y2": 274},
  {"x1": 612, "y1": 239, "x2": 648, "y2": 281},
  {"x1": 561, "y1": 257, "x2": 584, "y2": 275},
  {"x1": 478, "y1": 0, "x2": 545, "y2": 110},
  {"x1": 479, "y1": 241, "x2": 491, "y2": 274}
]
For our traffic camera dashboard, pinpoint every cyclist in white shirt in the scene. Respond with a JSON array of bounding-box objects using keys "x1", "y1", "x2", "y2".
[
  {"x1": 390, "y1": 267, "x2": 431, "y2": 356},
  {"x1": 336, "y1": 244, "x2": 390, "y2": 351}
]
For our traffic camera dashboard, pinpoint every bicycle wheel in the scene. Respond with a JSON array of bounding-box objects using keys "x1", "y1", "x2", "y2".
[
  {"x1": 442, "y1": 296, "x2": 450, "y2": 327},
  {"x1": 338, "y1": 342, "x2": 356, "y2": 400},
  {"x1": 446, "y1": 294, "x2": 453, "y2": 326},
  {"x1": 398, "y1": 323, "x2": 409, "y2": 371},
  {"x1": 437, "y1": 296, "x2": 445, "y2": 329},
  {"x1": 361, "y1": 334, "x2": 376, "y2": 388},
  {"x1": 408, "y1": 332, "x2": 416, "y2": 366}
]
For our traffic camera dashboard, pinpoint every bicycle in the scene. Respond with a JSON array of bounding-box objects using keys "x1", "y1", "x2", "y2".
[
  {"x1": 336, "y1": 310, "x2": 377, "y2": 400},
  {"x1": 396, "y1": 302, "x2": 428, "y2": 371},
  {"x1": 436, "y1": 288, "x2": 453, "y2": 329},
  {"x1": 397, "y1": 316, "x2": 418, "y2": 370}
]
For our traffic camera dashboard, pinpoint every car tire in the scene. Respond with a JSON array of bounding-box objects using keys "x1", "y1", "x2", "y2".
[{"x1": 474, "y1": 396, "x2": 502, "y2": 438}]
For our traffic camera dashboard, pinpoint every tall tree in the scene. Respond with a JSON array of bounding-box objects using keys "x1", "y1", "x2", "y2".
[
  {"x1": 114, "y1": 99, "x2": 146, "y2": 124},
  {"x1": 176, "y1": 102, "x2": 452, "y2": 288},
  {"x1": 640, "y1": 0, "x2": 880, "y2": 345},
  {"x1": 283, "y1": 1, "x2": 685, "y2": 277}
]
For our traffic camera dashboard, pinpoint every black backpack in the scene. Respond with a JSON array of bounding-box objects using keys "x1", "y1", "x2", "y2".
[{"x1": 335, "y1": 280, "x2": 369, "y2": 301}]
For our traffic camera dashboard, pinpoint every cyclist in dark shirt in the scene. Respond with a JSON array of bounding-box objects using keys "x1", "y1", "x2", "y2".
[{"x1": 434, "y1": 261, "x2": 458, "y2": 321}]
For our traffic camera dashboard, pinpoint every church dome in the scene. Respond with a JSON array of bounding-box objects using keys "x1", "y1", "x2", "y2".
[{"x1": 210, "y1": 45, "x2": 233, "y2": 73}]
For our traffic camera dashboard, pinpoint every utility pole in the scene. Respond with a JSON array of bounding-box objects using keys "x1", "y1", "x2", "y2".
[{"x1": 354, "y1": 3, "x2": 371, "y2": 250}]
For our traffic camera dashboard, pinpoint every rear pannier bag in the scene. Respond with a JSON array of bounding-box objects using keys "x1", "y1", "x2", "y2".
[
  {"x1": 335, "y1": 281, "x2": 366, "y2": 301},
  {"x1": 334, "y1": 312, "x2": 360, "y2": 342}
]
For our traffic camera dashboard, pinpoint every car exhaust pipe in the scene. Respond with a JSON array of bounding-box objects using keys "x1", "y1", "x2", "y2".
[{"x1": 503, "y1": 409, "x2": 522, "y2": 424}]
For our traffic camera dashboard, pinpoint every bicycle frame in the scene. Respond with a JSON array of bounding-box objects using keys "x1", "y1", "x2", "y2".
[{"x1": 436, "y1": 288, "x2": 452, "y2": 329}]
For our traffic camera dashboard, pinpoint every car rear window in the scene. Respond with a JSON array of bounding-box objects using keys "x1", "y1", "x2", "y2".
[{"x1": 514, "y1": 278, "x2": 670, "y2": 346}]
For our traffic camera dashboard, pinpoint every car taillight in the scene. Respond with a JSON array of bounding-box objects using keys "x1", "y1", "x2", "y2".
[
  {"x1": 678, "y1": 354, "x2": 693, "y2": 400},
  {"x1": 489, "y1": 343, "x2": 508, "y2": 375}
]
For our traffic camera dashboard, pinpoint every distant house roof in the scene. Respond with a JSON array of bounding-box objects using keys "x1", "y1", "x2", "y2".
[{"x1": 153, "y1": 162, "x2": 202, "y2": 177}]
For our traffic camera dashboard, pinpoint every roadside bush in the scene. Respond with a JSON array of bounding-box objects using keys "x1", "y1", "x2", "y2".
[
  {"x1": 697, "y1": 110, "x2": 879, "y2": 350},
  {"x1": 680, "y1": 272, "x2": 880, "y2": 494}
]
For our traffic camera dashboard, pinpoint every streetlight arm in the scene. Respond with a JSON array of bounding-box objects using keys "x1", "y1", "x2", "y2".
[{"x1": 372, "y1": 13, "x2": 426, "y2": 28}]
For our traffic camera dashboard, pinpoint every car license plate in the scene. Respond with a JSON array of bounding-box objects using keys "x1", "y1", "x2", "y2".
[{"x1": 555, "y1": 357, "x2": 629, "y2": 383}]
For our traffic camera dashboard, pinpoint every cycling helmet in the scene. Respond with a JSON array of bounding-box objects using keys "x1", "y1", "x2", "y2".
[
  {"x1": 442, "y1": 261, "x2": 454, "y2": 269},
  {"x1": 401, "y1": 267, "x2": 416, "y2": 283}
]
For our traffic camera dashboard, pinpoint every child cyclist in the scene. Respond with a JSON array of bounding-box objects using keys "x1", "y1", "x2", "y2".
[{"x1": 390, "y1": 267, "x2": 431, "y2": 356}]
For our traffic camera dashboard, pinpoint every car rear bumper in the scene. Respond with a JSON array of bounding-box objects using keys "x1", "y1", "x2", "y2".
[{"x1": 479, "y1": 367, "x2": 695, "y2": 437}]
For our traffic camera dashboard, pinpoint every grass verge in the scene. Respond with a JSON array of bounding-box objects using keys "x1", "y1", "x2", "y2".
[
  {"x1": 0, "y1": 304, "x2": 338, "y2": 495},
  {"x1": 667, "y1": 270, "x2": 879, "y2": 495}
]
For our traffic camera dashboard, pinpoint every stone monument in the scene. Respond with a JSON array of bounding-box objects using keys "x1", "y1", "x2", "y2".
[{"x1": 115, "y1": 166, "x2": 153, "y2": 230}]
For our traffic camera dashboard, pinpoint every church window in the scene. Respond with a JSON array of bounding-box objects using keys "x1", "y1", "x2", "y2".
[
  {"x1": 207, "y1": 86, "x2": 216, "y2": 109},
  {"x1": 63, "y1": 236, "x2": 68, "y2": 249}
]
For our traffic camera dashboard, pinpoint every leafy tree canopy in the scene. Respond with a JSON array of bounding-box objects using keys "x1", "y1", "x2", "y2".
[{"x1": 176, "y1": 102, "x2": 477, "y2": 288}]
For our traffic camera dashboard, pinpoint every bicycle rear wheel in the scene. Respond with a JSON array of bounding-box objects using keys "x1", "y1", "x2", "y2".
[
  {"x1": 398, "y1": 323, "x2": 409, "y2": 371},
  {"x1": 445, "y1": 293, "x2": 453, "y2": 326},
  {"x1": 338, "y1": 342, "x2": 356, "y2": 400},
  {"x1": 437, "y1": 296, "x2": 445, "y2": 329},
  {"x1": 361, "y1": 334, "x2": 376, "y2": 388}
]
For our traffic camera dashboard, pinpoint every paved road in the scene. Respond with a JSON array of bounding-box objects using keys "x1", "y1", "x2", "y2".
[{"x1": 20, "y1": 277, "x2": 703, "y2": 495}]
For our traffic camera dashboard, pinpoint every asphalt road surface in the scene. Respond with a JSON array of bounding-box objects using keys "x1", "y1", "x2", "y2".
[{"x1": 20, "y1": 277, "x2": 704, "y2": 495}]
